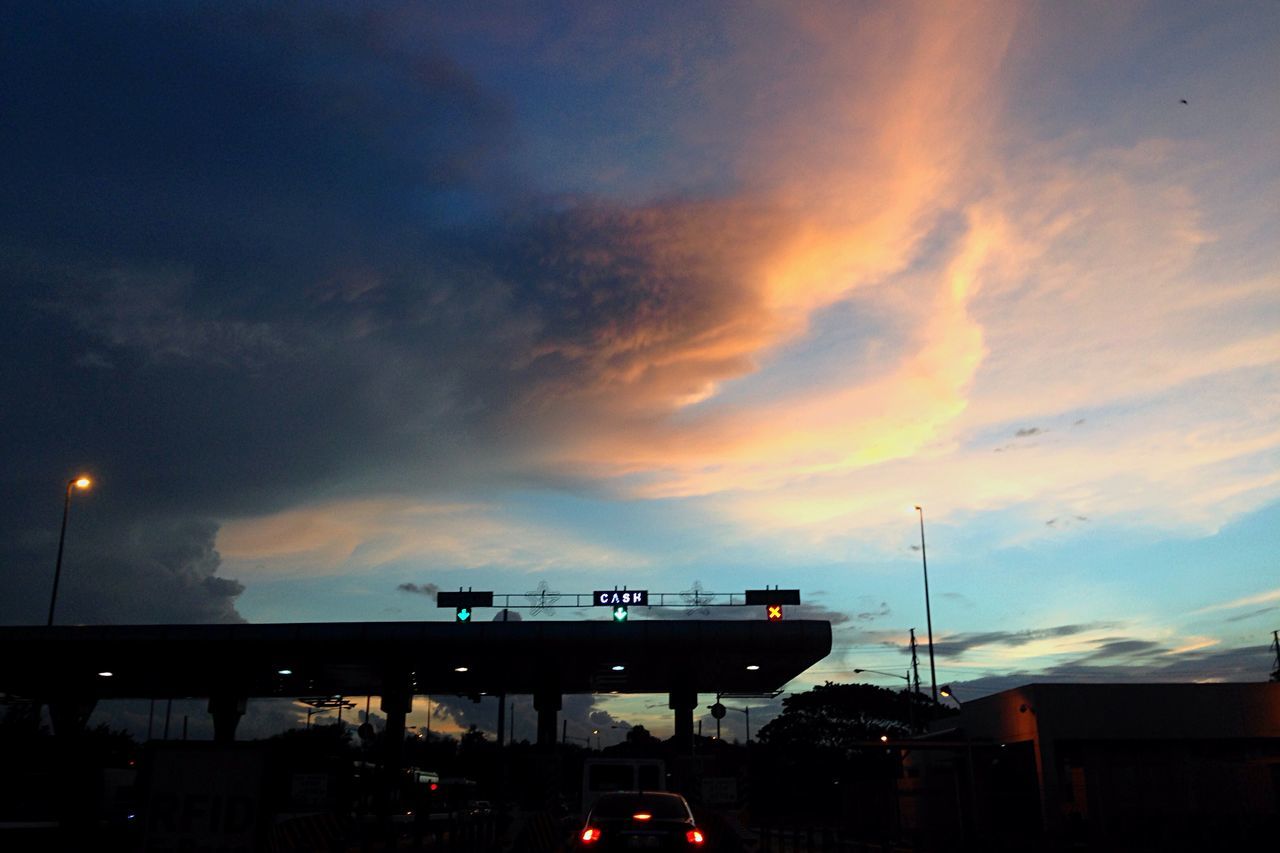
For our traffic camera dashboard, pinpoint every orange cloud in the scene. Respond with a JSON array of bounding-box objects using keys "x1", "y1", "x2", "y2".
[
  {"x1": 513, "y1": 4, "x2": 1019, "y2": 492},
  {"x1": 217, "y1": 498, "x2": 645, "y2": 579},
  {"x1": 516, "y1": 3, "x2": 1280, "y2": 539}
]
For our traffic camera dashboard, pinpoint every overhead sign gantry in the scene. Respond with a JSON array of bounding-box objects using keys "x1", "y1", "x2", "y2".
[{"x1": 438, "y1": 585, "x2": 802, "y2": 622}]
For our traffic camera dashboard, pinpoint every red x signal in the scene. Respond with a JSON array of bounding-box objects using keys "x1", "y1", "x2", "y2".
[{"x1": 766, "y1": 604, "x2": 784, "y2": 621}]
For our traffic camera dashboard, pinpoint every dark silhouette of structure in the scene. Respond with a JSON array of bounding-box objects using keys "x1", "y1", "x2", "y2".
[
  {"x1": 1, "y1": 620, "x2": 831, "y2": 745},
  {"x1": 905, "y1": 682, "x2": 1280, "y2": 848}
]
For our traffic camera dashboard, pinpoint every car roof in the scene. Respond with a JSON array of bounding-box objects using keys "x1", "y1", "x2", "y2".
[
  {"x1": 587, "y1": 791, "x2": 693, "y2": 819},
  {"x1": 596, "y1": 791, "x2": 683, "y2": 798}
]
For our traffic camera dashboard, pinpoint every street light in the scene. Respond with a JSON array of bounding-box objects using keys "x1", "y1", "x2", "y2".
[
  {"x1": 939, "y1": 684, "x2": 977, "y2": 840},
  {"x1": 913, "y1": 505, "x2": 938, "y2": 703},
  {"x1": 48, "y1": 475, "x2": 92, "y2": 627},
  {"x1": 853, "y1": 668, "x2": 910, "y2": 683}
]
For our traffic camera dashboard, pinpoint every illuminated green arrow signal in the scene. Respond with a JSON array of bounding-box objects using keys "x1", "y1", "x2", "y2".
[
  {"x1": 456, "y1": 607, "x2": 472, "y2": 622},
  {"x1": 612, "y1": 605, "x2": 629, "y2": 622}
]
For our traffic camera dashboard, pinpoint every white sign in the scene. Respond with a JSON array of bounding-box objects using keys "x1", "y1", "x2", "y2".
[{"x1": 594, "y1": 590, "x2": 648, "y2": 606}]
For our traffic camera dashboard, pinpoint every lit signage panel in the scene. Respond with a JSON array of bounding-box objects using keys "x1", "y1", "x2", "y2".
[{"x1": 593, "y1": 590, "x2": 648, "y2": 607}]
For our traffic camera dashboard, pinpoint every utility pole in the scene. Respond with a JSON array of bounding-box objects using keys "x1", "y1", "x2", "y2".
[
  {"x1": 910, "y1": 629, "x2": 922, "y2": 697},
  {"x1": 1271, "y1": 630, "x2": 1279, "y2": 682}
]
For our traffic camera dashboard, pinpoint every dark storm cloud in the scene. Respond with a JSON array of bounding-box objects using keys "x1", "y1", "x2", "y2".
[
  {"x1": 801, "y1": 604, "x2": 854, "y2": 625},
  {"x1": 5, "y1": 508, "x2": 243, "y2": 625},
  {"x1": 1225, "y1": 606, "x2": 1278, "y2": 623},
  {"x1": 933, "y1": 622, "x2": 1117, "y2": 657},
  {"x1": 0, "y1": 3, "x2": 762, "y2": 624},
  {"x1": 1, "y1": 3, "x2": 525, "y2": 513},
  {"x1": 949, "y1": 642, "x2": 1274, "y2": 700},
  {"x1": 1071, "y1": 638, "x2": 1163, "y2": 661},
  {"x1": 397, "y1": 582, "x2": 441, "y2": 598},
  {"x1": 0, "y1": 2, "x2": 523, "y2": 624}
]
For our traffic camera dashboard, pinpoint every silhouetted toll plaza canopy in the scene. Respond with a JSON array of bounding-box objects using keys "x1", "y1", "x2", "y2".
[{"x1": 0, "y1": 620, "x2": 832, "y2": 701}]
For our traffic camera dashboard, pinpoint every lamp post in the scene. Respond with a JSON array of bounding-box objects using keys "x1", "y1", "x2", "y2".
[
  {"x1": 939, "y1": 685, "x2": 978, "y2": 840},
  {"x1": 48, "y1": 476, "x2": 92, "y2": 627},
  {"x1": 853, "y1": 667, "x2": 910, "y2": 683},
  {"x1": 914, "y1": 505, "x2": 938, "y2": 703}
]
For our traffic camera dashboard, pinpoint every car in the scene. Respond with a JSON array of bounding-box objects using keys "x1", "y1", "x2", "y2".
[{"x1": 575, "y1": 791, "x2": 706, "y2": 850}]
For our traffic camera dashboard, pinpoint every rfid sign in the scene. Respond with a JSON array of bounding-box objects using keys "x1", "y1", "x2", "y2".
[{"x1": 594, "y1": 590, "x2": 648, "y2": 607}]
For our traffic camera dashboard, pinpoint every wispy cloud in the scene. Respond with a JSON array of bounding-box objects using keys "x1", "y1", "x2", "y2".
[{"x1": 1191, "y1": 588, "x2": 1280, "y2": 615}]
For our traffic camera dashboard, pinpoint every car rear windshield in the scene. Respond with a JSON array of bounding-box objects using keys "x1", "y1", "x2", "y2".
[{"x1": 590, "y1": 794, "x2": 690, "y2": 819}]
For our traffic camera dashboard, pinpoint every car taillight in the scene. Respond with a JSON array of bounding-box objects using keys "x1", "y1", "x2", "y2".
[
  {"x1": 581, "y1": 827, "x2": 602, "y2": 844},
  {"x1": 686, "y1": 828, "x2": 705, "y2": 845}
]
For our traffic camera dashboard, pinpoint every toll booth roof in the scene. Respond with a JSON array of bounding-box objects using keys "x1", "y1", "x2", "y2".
[{"x1": 1, "y1": 620, "x2": 832, "y2": 699}]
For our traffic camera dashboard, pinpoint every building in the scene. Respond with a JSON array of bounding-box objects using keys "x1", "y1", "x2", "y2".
[{"x1": 904, "y1": 682, "x2": 1280, "y2": 849}]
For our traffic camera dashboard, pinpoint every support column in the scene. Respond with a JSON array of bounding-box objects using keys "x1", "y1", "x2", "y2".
[
  {"x1": 533, "y1": 689, "x2": 561, "y2": 749},
  {"x1": 531, "y1": 690, "x2": 563, "y2": 810},
  {"x1": 381, "y1": 672, "x2": 414, "y2": 770},
  {"x1": 669, "y1": 689, "x2": 697, "y2": 750},
  {"x1": 47, "y1": 696, "x2": 98, "y2": 844},
  {"x1": 379, "y1": 671, "x2": 414, "y2": 827},
  {"x1": 208, "y1": 695, "x2": 247, "y2": 743}
]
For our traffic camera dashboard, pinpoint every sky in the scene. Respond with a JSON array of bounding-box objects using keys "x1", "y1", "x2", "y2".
[{"x1": 2, "y1": 1, "x2": 1277, "y2": 745}]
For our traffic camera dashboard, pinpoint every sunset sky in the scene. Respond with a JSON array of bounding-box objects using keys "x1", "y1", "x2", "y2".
[{"x1": 2, "y1": 1, "x2": 1277, "y2": 743}]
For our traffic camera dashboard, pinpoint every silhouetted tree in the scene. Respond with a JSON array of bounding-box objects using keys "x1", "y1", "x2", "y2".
[
  {"x1": 460, "y1": 723, "x2": 490, "y2": 751},
  {"x1": 757, "y1": 682, "x2": 916, "y2": 752},
  {"x1": 751, "y1": 681, "x2": 941, "y2": 828},
  {"x1": 626, "y1": 724, "x2": 659, "y2": 747}
]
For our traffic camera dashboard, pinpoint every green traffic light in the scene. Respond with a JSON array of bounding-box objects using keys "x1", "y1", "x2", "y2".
[
  {"x1": 456, "y1": 607, "x2": 472, "y2": 622},
  {"x1": 612, "y1": 605, "x2": 628, "y2": 622}
]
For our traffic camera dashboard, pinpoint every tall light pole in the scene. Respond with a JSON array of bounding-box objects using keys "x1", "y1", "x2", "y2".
[
  {"x1": 48, "y1": 476, "x2": 92, "y2": 627},
  {"x1": 914, "y1": 505, "x2": 937, "y2": 703}
]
